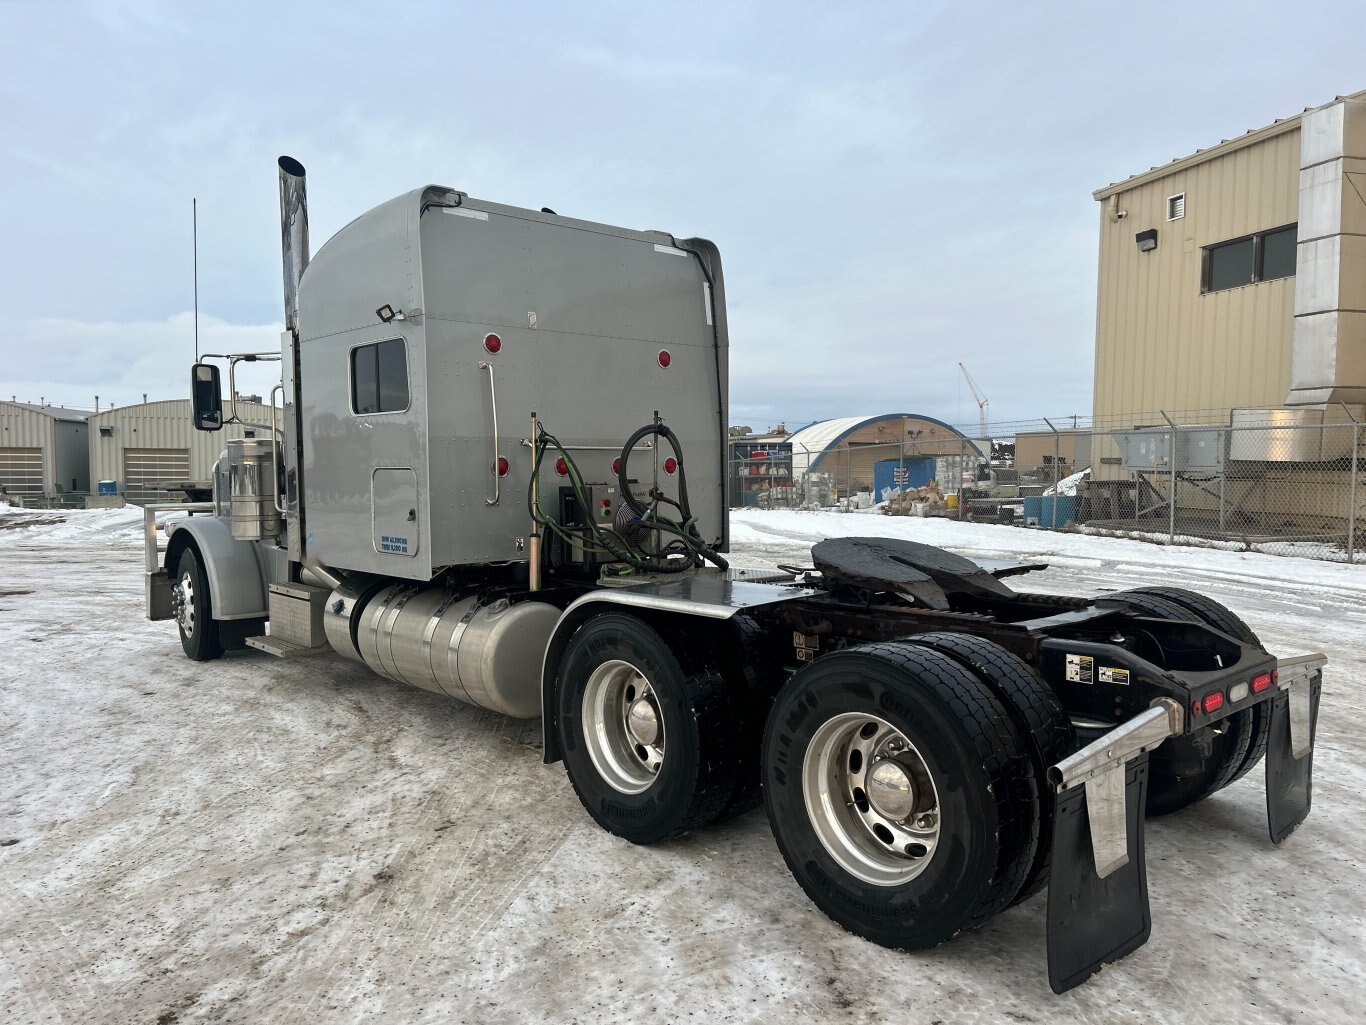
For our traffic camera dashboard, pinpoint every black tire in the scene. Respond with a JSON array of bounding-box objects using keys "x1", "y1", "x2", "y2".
[
  {"x1": 174, "y1": 547, "x2": 224, "y2": 662},
  {"x1": 1122, "y1": 586, "x2": 1270, "y2": 786},
  {"x1": 906, "y1": 632, "x2": 1076, "y2": 904},
  {"x1": 1103, "y1": 589, "x2": 1253, "y2": 816},
  {"x1": 556, "y1": 613, "x2": 741, "y2": 844},
  {"x1": 713, "y1": 614, "x2": 788, "y2": 822},
  {"x1": 762, "y1": 642, "x2": 1037, "y2": 949}
]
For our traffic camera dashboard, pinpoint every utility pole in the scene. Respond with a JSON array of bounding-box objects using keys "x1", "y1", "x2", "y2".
[{"x1": 193, "y1": 197, "x2": 200, "y2": 361}]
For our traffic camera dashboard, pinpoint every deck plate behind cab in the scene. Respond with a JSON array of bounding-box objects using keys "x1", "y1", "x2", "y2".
[{"x1": 811, "y1": 536, "x2": 1018, "y2": 610}]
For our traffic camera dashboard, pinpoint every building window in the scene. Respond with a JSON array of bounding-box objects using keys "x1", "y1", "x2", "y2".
[
  {"x1": 350, "y1": 338, "x2": 409, "y2": 415},
  {"x1": 1166, "y1": 193, "x2": 1185, "y2": 221},
  {"x1": 1201, "y1": 224, "x2": 1297, "y2": 293},
  {"x1": 1259, "y1": 225, "x2": 1296, "y2": 281}
]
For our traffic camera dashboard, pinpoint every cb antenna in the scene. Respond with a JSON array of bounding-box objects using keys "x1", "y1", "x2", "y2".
[{"x1": 192, "y1": 197, "x2": 200, "y2": 360}]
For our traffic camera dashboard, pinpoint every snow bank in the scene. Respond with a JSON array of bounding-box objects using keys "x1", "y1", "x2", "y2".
[{"x1": 731, "y1": 508, "x2": 1366, "y2": 593}]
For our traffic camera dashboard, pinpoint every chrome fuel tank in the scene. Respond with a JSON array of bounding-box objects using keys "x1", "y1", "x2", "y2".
[{"x1": 339, "y1": 583, "x2": 558, "y2": 719}]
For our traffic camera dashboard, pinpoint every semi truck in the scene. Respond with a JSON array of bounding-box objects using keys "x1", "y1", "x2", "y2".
[{"x1": 144, "y1": 157, "x2": 1325, "y2": 994}]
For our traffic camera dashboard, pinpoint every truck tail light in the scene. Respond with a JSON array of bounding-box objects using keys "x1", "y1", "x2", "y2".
[
  {"x1": 496, "y1": 456, "x2": 509, "y2": 477},
  {"x1": 1202, "y1": 691, "x2": 1225, "y2": 714},
  {"x1": 663, "y1": 457, "x2": 678, "y2": 475},
  {"x1": 612, "y1": 457, "x2": 621, "y2": 474},
  {"x1": 1251, "y1": 672, "x2": 1273, "y2": 694},
  {"x1": 555, "y1": 458, "x2": 568, "y2": 477},
  {"x1": 484, "y1": 333, "x2": 502, "y2": 354},
  {"x1": 657, "y1": 350, "x2": 671, "y2": 368}
]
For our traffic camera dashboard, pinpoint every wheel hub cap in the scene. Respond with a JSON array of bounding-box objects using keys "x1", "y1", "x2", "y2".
[
  {"x1": 174, "y1": 573, "x2": 195, "y2": 633},
  {"x1": 627, "y1": 698, "x2": 660, "y2": 746},
  {"x1": 867, "y1": 759, "x2": 915, "y2": 820}
]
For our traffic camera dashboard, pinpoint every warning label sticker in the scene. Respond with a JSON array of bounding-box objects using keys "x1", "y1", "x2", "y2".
[
  {"x1": 1065, "y1": 654, "x2": 1094, "y2": 684},
  {"x1": 1099, "y1": 666, "x2": 1131, "y2": 686}
]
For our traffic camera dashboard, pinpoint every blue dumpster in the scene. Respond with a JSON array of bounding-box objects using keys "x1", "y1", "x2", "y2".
[{"x1": 1040, "y1": 495, "x2": 1078, "y2": 528}]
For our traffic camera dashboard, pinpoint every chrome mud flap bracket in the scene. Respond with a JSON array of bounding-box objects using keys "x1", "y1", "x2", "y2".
[
  {"x1": 1266, "y1": 653, "x2": 1326, "y2": 844},
  {"x1": 1045, "y1": 701, "x2": 1181, "y2": 994}
]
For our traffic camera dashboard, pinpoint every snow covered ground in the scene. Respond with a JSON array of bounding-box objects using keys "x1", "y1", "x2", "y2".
[{"x1": 2, "y1": 505, "x2": 1364, "y2": 1024}]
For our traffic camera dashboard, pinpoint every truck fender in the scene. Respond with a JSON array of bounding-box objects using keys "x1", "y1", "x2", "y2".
[
  {"x1": 165, "y1": 516, "x2": 269, "y2": 621},
  {"x1": 539, "y1": 591, "x2": 744, "y2": 763}
]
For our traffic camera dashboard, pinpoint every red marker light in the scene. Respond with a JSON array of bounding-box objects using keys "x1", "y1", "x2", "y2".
[
  {"x1": 496, "y1": 456, "x2": 509, "y2": 477},
  {"x1": 1251, "y1": 672, "x2": 1273, "y2": 694},
  {"x1": 1202, "y1": 691, "x2": 1225, "y2": 714},
  {"x1": 1191, "y1": 700, "x2": 1202, "y2": 718},
  {"x1": 612, "y1": 457, "x2": 621, "y2": 474},
  {"x1": 657, "y1": 350, "x2": 671, "y2": 368},
  {"x1": 554, "y1": 457, "x2": 568, "y2": 477},
  {"x1": 663, "y1": 457, "x2": 678, "y2": 475},
  {"x1": 484, "y1": 333, "x2": 502, "y2": 354},
  {"x1": 599, "y1": 498, "x2": 611, "y2": 508}
]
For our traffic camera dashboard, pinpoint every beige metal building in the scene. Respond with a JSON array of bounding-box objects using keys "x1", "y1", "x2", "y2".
[
  {"x1": 87, "y1": 399, "x2": 275, "y2": 502},
  {"x1": 0, "y1": 401, "x2": 91, "y2": 498},
  {"x1": 1092, "y1": 89, "x2": 1366, "y2": 429},
  {"x1": 1014, "y1": 429, "x2": 1089, "y2": 477}
]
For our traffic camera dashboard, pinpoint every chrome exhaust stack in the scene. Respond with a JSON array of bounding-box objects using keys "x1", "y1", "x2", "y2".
[
  {"x1": 277, "y1": 155, "x2": 309, "y2": 335},
  {"x1": 275, "y1": 154, "x2": 345, "y2": 589}
]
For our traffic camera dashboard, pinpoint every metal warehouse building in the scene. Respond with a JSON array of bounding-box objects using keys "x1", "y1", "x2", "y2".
[
  {"x1": 1082, "y1": 90, "x2": 1365, "y2": 545},
  {"x1": 87, "y1": 399, "x2": 275, "y2": 502},
  {"x1": 1092, "y1": 89, "x2": 1365, "y2": 430},
  {"x1": 787, "y1": 414, "x2": 983, "y2": 493},
  {"x1": 0, "y1": 401, "x2": 91, "y2": 498}
]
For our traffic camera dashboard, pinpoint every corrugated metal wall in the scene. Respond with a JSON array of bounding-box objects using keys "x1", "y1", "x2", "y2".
[
  {"x1": 1015, "y1": 430, "x2": 1086, "y2": 472},
  {"x1": 1092, "y1": 127, "x2": 1302, "y2": 431},
  {"x1": 0, "y1": 401, "x2": 57, "y2": 492},
  {"x1": 87, "y1": 399, "x2": 277, "y2": 499}
]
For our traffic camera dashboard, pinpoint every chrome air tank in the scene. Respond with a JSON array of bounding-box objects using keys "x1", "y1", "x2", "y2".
[
  {"x1": 347, "y1": 584, "x2": 558, "y2": 719},
  {"x1": 227, "y1": 437, "x2": 280, "y2": 541}
]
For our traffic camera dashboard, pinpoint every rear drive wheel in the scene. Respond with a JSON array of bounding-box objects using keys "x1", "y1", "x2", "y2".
[
  {"x1": 1104, "y1": 589, "x2": 1253, "y2": 816},
  {"x1": 173, "y1": 548, "x2": 224, "y2": 662},
  {"x1": 906, "y1": 632, "x2": 1076, "y2": 904},
  {"x1": 762, "y1": 642, "x2": 1037, "y2": 949},
  {"x1": 1121, "y1": 586, "x2": 1271, "y2": 786},
  {"x1": 556, "y1": 613, "x2": 740, "y2": 844}
]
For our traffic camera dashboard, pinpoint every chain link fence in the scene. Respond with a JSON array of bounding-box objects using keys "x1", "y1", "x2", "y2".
[{"x1": 730, "y1": 414, "x2": 1365, "y2": 564}]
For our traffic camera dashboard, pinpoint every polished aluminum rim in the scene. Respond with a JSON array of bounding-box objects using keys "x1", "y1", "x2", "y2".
[
  {"x1": 174, "y1": 569, "x2": 197, "y2": 636},
  {"x1": 582, "y1": 659, "x2": 665, "y2": 795},
  {"x1": 802, "y1": 712, "x2": 941, "y2": 886}
]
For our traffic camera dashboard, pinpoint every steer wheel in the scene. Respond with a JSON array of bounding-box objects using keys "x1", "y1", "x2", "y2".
[{"x1": 174, "y1": 548, "x2": 224, "y2": 662}]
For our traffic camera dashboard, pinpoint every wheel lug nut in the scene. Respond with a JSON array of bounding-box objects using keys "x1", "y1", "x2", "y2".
[{"x1": 916, "y1": 813, "x2": 936, "y2": 829}]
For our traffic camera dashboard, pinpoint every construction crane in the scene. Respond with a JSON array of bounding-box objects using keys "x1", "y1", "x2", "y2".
[{"x1": 958, "y1": 362, "x2": 989, "y2": 442}]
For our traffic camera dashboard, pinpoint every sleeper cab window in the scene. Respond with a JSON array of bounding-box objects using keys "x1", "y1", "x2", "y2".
[{"x1": 351, "y1": 338, "x2": 409, "y2": 415}]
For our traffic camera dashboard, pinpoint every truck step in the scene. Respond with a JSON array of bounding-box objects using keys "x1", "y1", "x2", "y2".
[{"x1": 245, "y1": 635, "x2": 330, "y2": 659}]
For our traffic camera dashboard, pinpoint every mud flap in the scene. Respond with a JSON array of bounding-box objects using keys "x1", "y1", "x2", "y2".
[
  {"x1": 1046, "y1": 757, "x2": 1152, "y2": 994},
  {"x1": 1266, "y1": 663, "x2": 1323, "y2": 844}
]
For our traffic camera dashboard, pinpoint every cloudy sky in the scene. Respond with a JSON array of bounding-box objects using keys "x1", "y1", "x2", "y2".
[{"x1": 2, "y1": 0, "x2": 1359, "y2": 435}]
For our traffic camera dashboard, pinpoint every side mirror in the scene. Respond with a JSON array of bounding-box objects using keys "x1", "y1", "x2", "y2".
[{"x1": 191, "y1": 363, "x2": 223, "y2": 431}]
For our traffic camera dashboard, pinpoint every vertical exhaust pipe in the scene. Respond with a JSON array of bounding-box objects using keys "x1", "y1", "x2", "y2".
[{"x1": 278, "y1": 156, "x2": 309, "y2": 335}]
